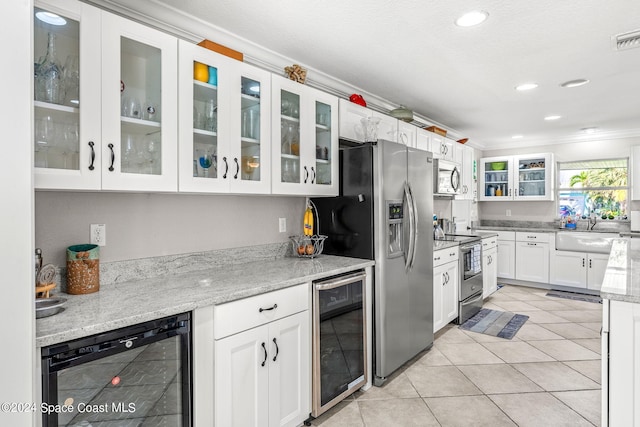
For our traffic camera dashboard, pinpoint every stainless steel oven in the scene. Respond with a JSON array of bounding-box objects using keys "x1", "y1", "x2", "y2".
[
  {"x1": 312, "y1": 270, "x2": 367, "y2": 418},
  {"x1": 458, "y1": 239, "x2": 483, "y2": 324},
  {"x1": 41, "y1": 313, "x2": 191, "y2": 426}
]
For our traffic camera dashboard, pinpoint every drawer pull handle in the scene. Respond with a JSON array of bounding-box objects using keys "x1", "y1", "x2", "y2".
[
  {"x1": 272, "y1": 338, "x2": 279, "y2": 361},
  {"x1": 435, "y1": 256, "x2": 441, "y2": 261},
  {"x1": 259, "y1": 303, "x2": 278, "y2": 313},
  {"x1": 261, "y1": 342, "x2": 267, "y2": 367}
]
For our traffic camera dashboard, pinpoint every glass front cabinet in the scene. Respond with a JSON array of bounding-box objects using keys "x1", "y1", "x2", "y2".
[
  {"x1": 34, "y1": 0, "x2": 178, "y2": 191},
  {"x1": 271, "y1": 75, "x2": 338, "y2": 196},
  {"x1": 479, "y1": 153, "x2": 554, "y2": 201},
  {"x1": 178, "y1": 40, "x2": 271, "y2": 194}
]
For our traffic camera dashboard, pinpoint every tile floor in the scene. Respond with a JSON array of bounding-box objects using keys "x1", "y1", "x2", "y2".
[{"x1": 311, "y1": 284, "x2": 602, "y2": 426}]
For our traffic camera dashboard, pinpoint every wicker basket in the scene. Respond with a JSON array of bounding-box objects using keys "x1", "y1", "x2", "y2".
[{"x1": 290, "y1": 235, "x2": 327, "y2": 259}]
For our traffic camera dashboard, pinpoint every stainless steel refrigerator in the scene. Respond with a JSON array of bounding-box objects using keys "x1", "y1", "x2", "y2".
[{"x1": 313, "y1": 139, "x2": 434, "y2": 385}]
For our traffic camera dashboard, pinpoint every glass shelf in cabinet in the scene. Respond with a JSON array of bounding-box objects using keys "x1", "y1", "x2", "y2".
[
  {"x1": 241, "y1": 137, "x2": 260, "y2": 148},
  {"x1": 281, "y1": 115, "x2": 300, "y2": 123},
  {"x1": 121, "y1": 116, "x2": 161, "y2": 128},
  {"x1": 121, "y1": 118, "x2": 161, "y2": 136},
  {"x1": 316, "y1": 158, "x2": 330, "y2": 165},
  {"x1": 241, "y1": 93, "x2": 260, "y2": 108},
  {"x1": 315, "y1": 123, "x2": 331, "y2": 132},
  {"x1": 193, "y1": 79, "x2": 218, "y2": 90},
  {"x1": 34, "y1": 100, "x2": 79, "y2": 115},
  {"x1": 282, "y1": 153, "x2": 299, "y2": 160},
  {"x1": 193, "y1": 128, "x2": 217, "y2": 137}
]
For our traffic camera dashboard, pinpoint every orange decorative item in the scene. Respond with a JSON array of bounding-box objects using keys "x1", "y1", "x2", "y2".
[
  {"x1": 457, "y1": 138, "x2": 469, "y2": 144},
  {"x1": 193, "y1": 61, "x2": 209, "y2": 82},
  {"x1": 425, "y1": 126, "x2": 447, "y2": 137}
]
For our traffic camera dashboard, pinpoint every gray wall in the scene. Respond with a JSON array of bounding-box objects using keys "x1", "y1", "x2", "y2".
[
  {"x1": 479, "y1": 138, "x2": 639, "y2": 222},
  {"x1": 35, "y1": 192, "x2": 306, "y2": 266}
]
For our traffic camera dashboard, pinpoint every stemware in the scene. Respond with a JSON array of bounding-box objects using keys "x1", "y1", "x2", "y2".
[
  {"x1": 62, "y1": 55, "x2": 79, "y2": 107},
  {"x1": 61, "y1": 122, "x2": 79, "y2": 169},
  {"x1": 204, "y1": 99, "x2": 217, "y2": 132},
  {"x1": 281, "y1": 122, "x2": 291, "y2": 155},
  {"x1": 199, "y1": 150, "x2": 213, "y2": 178},
  {"x1": 121, "y1": 133, "x2": 136, "y2": 173},
  {"x1": 146, "y1": 138, "x2": 161, "y2": 174},
  {"x1": 35, "y1": 115, "x2": 55, "y2": 168}
]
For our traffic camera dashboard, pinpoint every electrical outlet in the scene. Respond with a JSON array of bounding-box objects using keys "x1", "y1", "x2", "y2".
[
  {"x1": 506, "y1": 209, "x2": 512, "y2": 217},
  {"x1": 91, "y1": 224, "x2": 106, "y2": 246},
  {"x1": 279, "y1": 218, "x2": 287, "y2": 233}
]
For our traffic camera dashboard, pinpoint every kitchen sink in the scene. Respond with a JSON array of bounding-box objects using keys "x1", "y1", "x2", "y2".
[{"x1": 555, "y1": 231, "x2": 620, "y2": 254}]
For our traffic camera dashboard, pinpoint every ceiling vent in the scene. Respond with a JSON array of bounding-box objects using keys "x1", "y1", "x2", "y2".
[{"x1": 613, "y1": 29, "x2": 640, "y2": 51}]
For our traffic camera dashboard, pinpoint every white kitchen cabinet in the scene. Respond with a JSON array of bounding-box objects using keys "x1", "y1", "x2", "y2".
[
  {"x1": 515, "y1": 232, "x2": 550, "y2": 283},
  {"x1": 272, "y1": 75, "x2": 338, "y2": 196},
  {"x1": 34, "y1": 0, "x2": 178, "y2": 192},
  {"x1": 338, "y1": 99, "x2": 370, "y2": 142},
  {"x1": 479, "y1": 153, "x2": 554, "y2": 201},
  {"x1": 433, "y1": 248, "x2": 459, "y2": 333},
  {"x1": 431, "y1": 134, "x2": 455, "y2": 161},
  {"x1": 605, "y1": 299, "x2": 640, "y2": 427},
  {"x1": 485, "y1": 230, "x2": 517, "y2": 280},
  {"x1": 549, "y1": 250, "x2": 610, "y2": 290},
  {"x1": 482, "y1": 236, "x2": 498, "y2": 298},
  {"x1": 178, "y1": 40, "x2": 271, "y2": 194},
  {"x1": 456, "y1": 144, "x2": 476, "y2": 201},
  {"x1": 631, "y1": 145, "x2": 640, "y2": 200},
  {"x1": 415, "y1": 127, "x2": 432, "y2": 152},
  {"x1": 397, "y1": 121, "x2": 416, "y2": 147},
  {"x1": 372, "y1": 111, "x2": 398, "y2": 143},
  {"x1": 214, "y1": 284, "x2": 310, "y2": 427}
]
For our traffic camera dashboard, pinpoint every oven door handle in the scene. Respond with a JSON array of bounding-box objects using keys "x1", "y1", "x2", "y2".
[{"x1": 314, "y1": 272, "x2": 367, "y2": 291}]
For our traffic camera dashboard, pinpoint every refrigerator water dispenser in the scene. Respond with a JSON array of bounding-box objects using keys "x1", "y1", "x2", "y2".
[{"x1": 387, "y1": 201, "x2": 404, "y2": 258}]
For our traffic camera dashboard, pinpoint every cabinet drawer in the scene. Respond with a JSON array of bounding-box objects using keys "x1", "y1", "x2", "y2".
[
  {"x1": 434, "y1": 247, "x2": 459, "y2": 267},
  {"x1": 516, "y1": 232, "x2": 551, "y2": 243},
  {"x1": 214, "y1": 283, "x2": 309, "y2": 339},
  {"x1": 494, "y1": 231, "x2": 515, "y2": 241},
  {"x1": 482, "y1": 236, "x2": 498, "y2": 250}
]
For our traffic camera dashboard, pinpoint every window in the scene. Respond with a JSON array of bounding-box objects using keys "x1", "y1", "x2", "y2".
[{"x1": 557, "y1": 158, "x2": 628, "y2": 219}]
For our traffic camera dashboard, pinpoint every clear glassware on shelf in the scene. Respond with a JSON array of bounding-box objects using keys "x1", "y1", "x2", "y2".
[
  {"x1": 61, "y1": 122, "x2": 79, "y2": 169},
  {"x1": 146, "y1": 138, "x2": 161, "y2": 174},
  {"x1": 204, "y1": 99, "x2": 216, "y2": 132},
  {"x1": 35, "y1": 115, "x2": 55, "y2": 168},
  {"x1": 199, "y1": 149, "x2": 213, "y2": 178},
  {"x1": 281, "y1": 122, "x2": 291, "y2": 155},
  {"x1": 62, "y1": 55, "x2": 79, "y2": 107},
  {"x1": 35, "y1": 33, "x2": 63, "y2": 104}
]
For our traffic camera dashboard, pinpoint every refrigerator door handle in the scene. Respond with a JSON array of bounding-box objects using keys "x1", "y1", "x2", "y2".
[
  {"x1": 403, "y1": 181, "x2": 417, "y2": 271},
  {"x1": 407, "y1": 182, "x2": 419, "y2": 269}
]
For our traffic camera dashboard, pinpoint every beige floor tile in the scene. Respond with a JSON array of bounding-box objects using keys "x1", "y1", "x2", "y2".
[
  {"x1": 578, "y1": 322, "x2": 603, "y2": 332},
  {"x1": 572, "y1": 338, "x2": 602, "y2": 354},
  {"x1": 515, "y1": 310, "x2": 573, "y2": 324},
  {"x1": 512, "y1": 361, "x2": 600, "y2": 391},
  {"x1": 491, "y1": 301, "x2": 545, "y2": 312},
  {"x1": 458, "y1": 364, "x2": 543, "y2": 394},
  {"x1": 436, "y1": 342, "x2": 505, "y2": 365},
  {"x1": 552, "y1": 390, "x2": 601, "y2": 426},
  {"x1": 556, "y1": 298, "x2": 604, "y2": 310},
  {"x1": 564, "y1": 360, "x2": 602, "y2": 384},
  {"x1": 524, "y1": 299, "x2": 573, "y2": 311},
  {"x1": 550, "y1": 309, "x2": 604, "y2": 323},
  {"x1": 462, "y1": 327, "x2": 520, "y2": 343},
  {"x1": 480, "y1": 302, "x2": 508, "y2": 312},
  {"x1": 487, "y1": 292, "x2": 530, "y2": 303},
  {"x1": 311, "y1": 400, "x2": 363, "y2": 426},
  {"x1": 528, "y1": 339, "x2": 600, "y2": 361},
  {"x1": 412, "y1": 346, "x2": 452, "y2": 367},
  {"x1": 488, "y1": 392, "x2": 592, "y2": 426},
  {"x1": 404, "y1": 365, "x2": 482, "y2": 397},
  {"x1": 434, "y1": 324, "x2": 476, "y2": 345},
  {"x1": 481, "y1": 341, "x2": 555, "y2": 363},
  {"x1": 358, "y1": 398, "x2": 439, "y2": 426},
  {"x1": 539, "y1": 322, "x2": 601, "y2": 339},
  {"x1": 424, "y1": 395, "x2": 516, "y2": 427},
  {"x1": 514, "y1": 323, "x2": 564, "y2": 341},
  {"x1": 501, "y1": 292, "x2": 549, "y2": 301},
  {"x1": 355, "y1": 372, "x2": 418, "y2": 400}
]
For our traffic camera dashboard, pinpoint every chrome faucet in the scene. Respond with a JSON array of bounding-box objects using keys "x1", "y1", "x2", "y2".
[{"x1": 588, "y1": 213, "x2": 597, "y2": 230}]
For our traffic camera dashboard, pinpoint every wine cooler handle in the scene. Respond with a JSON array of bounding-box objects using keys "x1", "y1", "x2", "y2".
[
  {"x1": 108, "y1": 143, "x2": 115, "y2": 172},
  {"x1": 222, "y1": 157, "x2": 228, "y2": 179},
  {"x1": 272, "y1": 338, "x2": 279, "y2": 362},
  {"x1": 88, "y1": 141, "x2": 95, "y2": 171},
  {"x1": 261, "y1": 342, "x2": 267, "y2": 367},
  {"x1": 234, "y1": 157, "x2": 239, "y2": 179}
]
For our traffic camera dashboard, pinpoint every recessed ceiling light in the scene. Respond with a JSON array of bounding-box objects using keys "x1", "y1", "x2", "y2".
[
  {"x1": 515, "y1": 83, "x2": 538, "y2": 91},
  {"x1": 544, "y1": 115, "x2": 562, "y2": 121},
  {"x1": 512, "y1": 135, "x2": 523, "y2": 139},
  {"x1": 455, "y1": 11, "x2": 489, "y2": 27},
  {"x1": 561, "y1": 79, "x2": 589, "y2": 88},
  {"x1": 35, "y1": 11, "x2": 67, "y2": 26},
  {"x1": 581, "y1": 127, "x2": 598, "y2": 134}
]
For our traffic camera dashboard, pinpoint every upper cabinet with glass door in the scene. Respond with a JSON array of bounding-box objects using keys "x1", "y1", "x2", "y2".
[
  {"x1": 177, "y1": 40, "x2": 271, "y2": 194},
  {"x1": 271, "y1": 75, "x2": 338, "y2": 196},
  {"x1": 34, "y1": 0, "x2": 101, "y2": 190},
  {"x1": 479, "y1": 153, "x2": 554, "y2": 201},
  {"x1": 33, "y1": 1, "x2": 178, "y2": 192},
  {"x1": 101, "y1": 12, "x2": 177, "y2": 192}
]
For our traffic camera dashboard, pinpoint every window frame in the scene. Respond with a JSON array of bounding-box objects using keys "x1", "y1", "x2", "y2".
[{"x1": 555, "y1": 157, "x2": 629, "y2": 219}]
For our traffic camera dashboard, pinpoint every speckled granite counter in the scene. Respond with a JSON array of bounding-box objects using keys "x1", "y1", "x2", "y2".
[
  {"x1": 36, "y1": 255, "x2": 374, "y2": 347},
  {"x1": 434, "y1": 240, "x2": 458, "y2": 250},
  {"x1": 601, "y1": 238, "x2": 640, "y2": 303}
]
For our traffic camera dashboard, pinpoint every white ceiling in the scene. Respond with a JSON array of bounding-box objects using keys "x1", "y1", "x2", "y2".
[{"x1": 104, "y1": 0, "x2": 640, "y2": 150}]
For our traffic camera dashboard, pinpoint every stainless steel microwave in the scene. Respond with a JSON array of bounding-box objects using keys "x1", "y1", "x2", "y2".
[{"x1": 433, "y1": 159, "x2": 461, "y2": 196}]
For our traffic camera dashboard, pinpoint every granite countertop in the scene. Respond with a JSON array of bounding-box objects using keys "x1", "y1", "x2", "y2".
[
  {"x1": 601, "y1": 238, "x2": 640, "y2": 303},
  {"x1": 434, "y1": 240, "x2": 459, "y2": 250},
  {"x1": 474, "y1": 225, "x2": 559, "y2": 233},
  {"x1": 36, "y1": 255, "x2": 374, "y2": 347}
]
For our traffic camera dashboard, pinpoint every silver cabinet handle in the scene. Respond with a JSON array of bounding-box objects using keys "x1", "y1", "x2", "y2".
[
  {"x1": 527, "y1": 243, "x2": 537, "y2": 246},
  {"x1": 589, "y1": 259, "x2": 592, "y2": 268},
  {"x1": 582, "y1": 258, "x2": 585, "y2": 267},
  {"x1": 259, "y1": 303, "x2": 278, "y2": 313}
]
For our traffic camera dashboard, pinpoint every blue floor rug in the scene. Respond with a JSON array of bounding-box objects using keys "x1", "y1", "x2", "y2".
[{"x1": 459, "y1": 308, "x2": 529, "y2": 340}]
